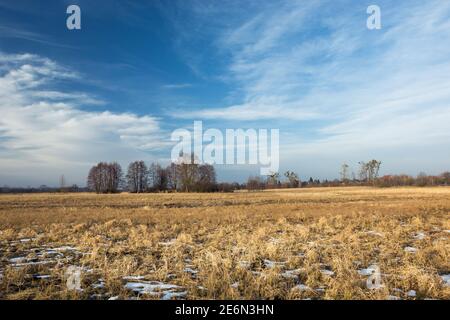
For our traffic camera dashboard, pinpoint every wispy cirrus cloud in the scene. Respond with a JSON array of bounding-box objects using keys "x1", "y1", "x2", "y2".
[
  {"x1": 0, "y1": 25, "x2": 77, "y2": 49},
  {"x1": 172, "y1": 2, "x2": 450, "y2": 145},
  {"x1": 162, "y1": 83, "x2": 192, "y2": 89},
  {"x1": 163, "y1": 0, "x2": 450, "y2": 176}
]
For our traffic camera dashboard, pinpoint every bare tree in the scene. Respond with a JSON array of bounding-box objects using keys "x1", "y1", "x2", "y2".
[
  {"x1": 267, "y1": 172, "x2": 280, "y2": 188},
  {"x1": 87, "y1": 162, "x2": 123, "y2": 193},
  {"x1": 59, "y1": 174, "x2": 66, "y2": 192},
  {"x1": 367, "y1": 160, "x2": 382, "y2": 184},
  {"x1": 284, "y1": 171, "x2": 300, "y2": 188},
  {"x1": 358, "y1": 160, "x2": 381, "y2": 184},
  {"x1": 176, "y1": 153, "x2": 199, "y2": 192},
  {"x1": 197, "y1": 164, "x2": 217, "y2": 192},
  {"x1": 148, "y1": 162, "x2": 169, "y2": 191},
  {"x1": 358, "y1": 161, "x2": 368, "y2": 182},
  {"x1": 155, "y1": 164, "x2": 168, "y2": 191},
  {"x1": 340, "y1": 163, "x2": 349, "y2": 182},
  {"x1": 107, "y1": 162, "x2": 123, "y2": 193},
  {"x1": 166, "y1": 162, "x2": 179, "y2": 191},
  {"x1": 126, "y1": 161, "x2": 148, "y2": 193}
]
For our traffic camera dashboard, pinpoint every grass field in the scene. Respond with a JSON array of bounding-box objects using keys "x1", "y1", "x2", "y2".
[{"x1": 0, "y1": 187, "x2": 449, "y2": 300}]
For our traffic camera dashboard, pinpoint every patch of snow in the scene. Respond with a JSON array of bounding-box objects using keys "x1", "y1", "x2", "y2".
[
  {"x1": 281, "y1": 268, "x2": 302, "y2": 279},
  {"x1": 292, "y1": 284, "x2": 310, "y2": 291},
  {"x1": 263, "y1": 259, "x2": 286, "y2": 269},
  {"x1": 19, "y1": 238, "x2": 32, "y2": 242},
  {"x1": 108, "y1": 296, "x2": 119, "y2": 300},
  {"x1": 11, "y1": 260, "x2": 55, "y2": 267},
  {"x1": 407, "y1": 290, "x2": 416, "y2": 297},
  {"x1": 440, "y1": 274, "x2": 450, "y2": 287},
  {"x1": 32, "y1": 274, "x2": 51, "y2": 279},
  {"x1": 404, "y1": 247, "x2": 418, "y2": 253},
  {"x1": 320, "y1": 269, "x2": 335, "y2": 276},
  {"x1": 388, "y1": 295, "x2": 401, "y2": 300},
  {"x1": 125, "y1": 281, "x2": 185, "y2": 300},
  {"x1": 92, "y1": 279, "x2": 105, "y2": 289},
  {"x1": 315, "y1": 286, "x2": 326, "y2": 293},
  {"x1": 161, "y1": 290, "x2": 187, "y2": 300},
  {"x1": 123, "y1": 276, "x2": 145, "y2": 280},
  {"x1": 159, "y1": 239, "x2": 176, "y2": 246},
  {"x1": 184, "y1": 267, "x2": 198, "y2": 275},
  {"x1": 44, "y1": 249, "x2": 63, "y2": 256},
  {"x1": 231, "y1": 282, "x2": 239, "y2": 288},
  {"x1": 52, "y1": 246, "x2": 78, "y2": 251},
  {"x1": 358, "y1": 265, "x2": 379, "y2": 276},
  {"x1": 9, "y1": 256, "x2": 26, "y2": 263},
  {"x1": 413, "y1": 232, "x2": 426, "y2": 240}
]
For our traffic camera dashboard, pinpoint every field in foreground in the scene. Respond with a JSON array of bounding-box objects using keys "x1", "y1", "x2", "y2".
[{"x1": 0, "y1": 187, "x2": 449, "y2": 300}]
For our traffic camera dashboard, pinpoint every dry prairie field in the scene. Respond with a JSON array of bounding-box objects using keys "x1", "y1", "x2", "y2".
[{"x1": 0, "y1": 187, "x2": 449, "y2": 300}]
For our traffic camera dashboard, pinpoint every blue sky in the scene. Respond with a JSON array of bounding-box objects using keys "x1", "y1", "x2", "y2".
[{"x1": 1, "y1": 0, "x2": 450, "y2": 186}]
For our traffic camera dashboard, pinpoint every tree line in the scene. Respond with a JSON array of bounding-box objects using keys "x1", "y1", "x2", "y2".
[
  {"x1": 2, "y1": 158, "x2": 448, "y2": 194},
  {"x1": 87, "y1": 155, "x2": 217, "y2": 193},
  {"x1": 246, "y1": 160, "x2": 450, "y2": 190},
  {"x1": 83, "y1": 158, "x2": 450, "y2": 193}
]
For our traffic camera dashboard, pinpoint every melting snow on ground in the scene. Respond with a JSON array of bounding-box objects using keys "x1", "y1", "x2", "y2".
[
  {"x1": 32, "y1": 274, "x2": 51, "y2": 279},
  {"x1": 358, "y1": 265, "x2": 379, "y2": 276},
  {"x1": 124, "y1": 281, "x2": 186, "y2": 300},
  {"x1": 92, "y1": 279, "x2": 105, "y2": 289},
  {"x1": 159, "y1": 239, "x2": 176, "y2": 246},
  {"x1": 320, "y1": 269, "x2": 335, "y2": 276},
  {"x1": 123, "y1": 275, "x2": 146, "y2": 280},
  {"x1": 263, "y1": 259, "x2": 286, "y2": 268},
  {"x1": 184, "y1": 267, "x2": 198, "y2": 275},
  {"x1": 413, "y1": 232, "x2": 426, "y2": 240},
  {"x1": 292, "y1": 284, "x2": 310, "y2": 291},
  {"x1": 441, "y1": 274, "x2": 450, "y2": 287},
  {"x1": 281, "y1": 268, "x2": 303, "y2": 279},
  {"x1": 407, "y1": 290, "x2": 416, "y2": 297}
]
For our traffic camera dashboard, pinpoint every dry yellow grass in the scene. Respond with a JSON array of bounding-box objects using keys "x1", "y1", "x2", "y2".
[{"x1": 0, "y1": 187, "x2": 449, "y2": 300}]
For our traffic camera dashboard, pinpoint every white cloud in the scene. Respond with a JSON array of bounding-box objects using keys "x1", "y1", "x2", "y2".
[
  {"x1": 164, "y1": 1, "x2": 450, "y2": 177},
  {"x1": 173, "y1": 1, "x2": 450, "y2": 165},
  {"x1": 0, "y1": 52, "x2": 167, "y2": 186},
  {"x1": 162, "y1": 83, "x2": 192, "y2": 89}
]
